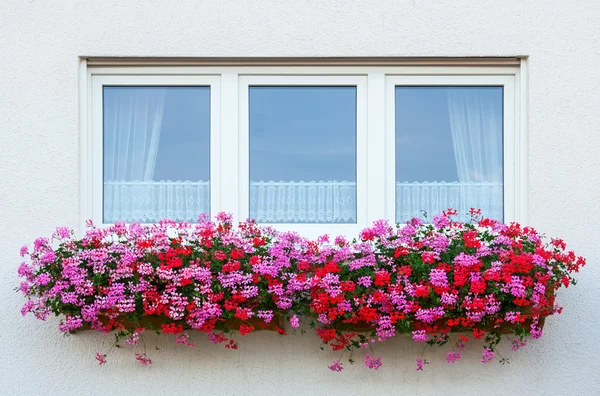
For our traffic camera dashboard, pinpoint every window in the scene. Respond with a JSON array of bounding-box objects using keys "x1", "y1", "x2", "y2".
[
  {"x1": 394, "y1": 86, "x2": 504, "y2": 223},
  {"x1": 248, "y1": 86, "x2": 357, "y2": 224},
  {"x1": 85, "y1": 62, "x2": 524, "y2": 236},
  {"x1": 103, "y1": 86, "x2": 211, "y2": 223}
]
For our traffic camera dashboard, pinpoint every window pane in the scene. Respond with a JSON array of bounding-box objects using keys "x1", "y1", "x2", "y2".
[
  {"x1": 103, "y1": 86, "x2": 210, "y2": 223},
  {"x1": 249, "y1": 86, "x2": 357, "y2": 223},
  {"x1": 395, "y1": 86, "x2": 503, "y2": 223}
]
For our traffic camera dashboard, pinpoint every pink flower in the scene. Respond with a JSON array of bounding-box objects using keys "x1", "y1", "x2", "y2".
[
  {"x1": 357, "y1": 276, "x2": 372, "y2": 288},
  {"x1": 363, "y1": 353, "x2": 382, "y2": 370},
  {"x1": 289, "y1": 315, "x2": 300, "y2": 328},
  {"x1": 257, "y1": 310, "x2": 274, "y2": 323},
  {"x1": 54, "y1": 227, "x2": 71, "y2": 239},
  {"x1": 95, "y1": 352, "x2": 107, "y2": 365},
  {"x1": 328, "y1": 360, "x2": 343, "y2": 372},
  {"x1": 17, "y1": 263, "x2": 32, "y2": 278},
  {"x1": 433, "y1": 214, "x2": 450, "y2": 228},
  {"x1": 176, "y1": 333, "x2": 196, "y2": 348},
  {"x1": 126, "y1": 329, "x2": 144, "y2": 345},
  {"x1": 481, "y1": 347, "x2": 495, "y2": 363},
  {"x1": 19, "y1": 246, "x2": 29, "y2": 257},
  {"x1": 34, "y1": 273, "x2": 51, "y2": 286},
  {"x1": 445, "y1": 351, "x2": 461, "y2": 363},
  {"x1": 207, "y1": 333, "x2": 220, "y2": 344},
  {"x1": 415, "y1": 357, "x2": 426, "y2": 371},
  {"x1": 511, "y1": 339, "x2": 527, "y2": 351},
  {"x1": 412, "y1": 330, "x2": 429, "y2": 342},
  {"x1": 530, "y1": 324, "x2": 543, "y2": 339},
  {"x1": 135, "y1": 353, "x2": 152, "y2": 366},
  {"x1": 58, "y1": 316, "x2": 83, "y2": 332}
]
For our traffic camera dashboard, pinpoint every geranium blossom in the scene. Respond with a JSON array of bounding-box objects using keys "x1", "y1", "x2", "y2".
[{"x1": 17, "y1": 210, "x2": 585, "y2": 370}]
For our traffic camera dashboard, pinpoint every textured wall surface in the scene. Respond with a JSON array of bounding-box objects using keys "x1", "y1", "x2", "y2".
[{"x1": 1, "y1": 1, "x2": 600, "y2": 395}]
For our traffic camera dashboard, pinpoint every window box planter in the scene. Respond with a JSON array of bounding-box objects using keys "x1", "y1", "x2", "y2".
[
  {"x1": 18, "y1": 211, "x2": 585, "y2": 371},
  {"x1": 70, "y1": 312, "x2": 286, "y2": 334}
]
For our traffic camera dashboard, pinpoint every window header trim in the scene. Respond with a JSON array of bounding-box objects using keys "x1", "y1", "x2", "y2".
[{"x1": 85, "y1": 57, "x2": 523, "y2": 68}]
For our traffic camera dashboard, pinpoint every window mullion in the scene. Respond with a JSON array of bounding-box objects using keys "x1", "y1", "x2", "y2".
[
  {"x1": 219, "y1": 73, "x2": 240, "y2": 220},
  {"x1": 366, "y1": 73, "x2": 387, "y2": 223}
]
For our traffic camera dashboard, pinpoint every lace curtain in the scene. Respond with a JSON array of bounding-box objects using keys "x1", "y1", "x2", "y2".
[
  {"x1": 396, "y1": 181, "x2": 502, "y2": 223},
  {"x1": 249, "y1": 181, "x2": 356, "y2": 223},
  {"x1": 104, "y1": 181, "x2": 209, "y2": 223},
  {"x1": 104, "y1": 180, "x2": 500, "y2": 224}
]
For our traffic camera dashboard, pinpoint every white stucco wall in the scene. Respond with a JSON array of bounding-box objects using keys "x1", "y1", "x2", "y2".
[{"x1": 1, "y1": 1, "x2": 599, "y2": 395}]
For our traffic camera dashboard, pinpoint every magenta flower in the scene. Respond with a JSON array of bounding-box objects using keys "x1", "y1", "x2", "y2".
[
  {"x1": 412, "y1": 330, "x2": 429, "y2": 342},
  {"x1": 328, "y1": 360, "x2": 343, "y2": 372},
  {"x1": 511, "y1": 339, "x2": 527, "y2": 351},
  {"x1": 290, "y1": 315, "x2": 300, "y2": 328},
  {"x1": 135, "y1": 353, "x2": 152, "y2": 366},
  {"x1": 481, "y1": 348, "x2": 495, "y2": 363},
  {"x1": 95, "y1": 352, "x2": 107, "y2": 365},
  {"x1": 445, "y1": 351, "x2": 461, "y2": 363},
  {"x1": 363, "y1": 353, "x2": 382, "y2": 370}
]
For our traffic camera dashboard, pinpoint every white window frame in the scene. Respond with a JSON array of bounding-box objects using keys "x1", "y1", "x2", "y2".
[{"x1": 81, "y1": 62, "x2": 526, "y2": 237}]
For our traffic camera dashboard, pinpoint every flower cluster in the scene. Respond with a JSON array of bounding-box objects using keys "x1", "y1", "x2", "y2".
[{"x1": 18, "y1": 209, "x2": 585, "y2": 370}]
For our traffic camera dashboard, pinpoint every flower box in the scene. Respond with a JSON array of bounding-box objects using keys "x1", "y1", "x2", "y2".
[
  {"x1": 18, "y1": 210, "x2": 585, "y2": 371},
  {"x1": 71, "y1": 313, "x2": 285, "y2": 334}
]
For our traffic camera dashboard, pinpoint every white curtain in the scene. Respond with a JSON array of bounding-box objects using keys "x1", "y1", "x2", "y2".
[
  {"x1": 446, "y1": 89, "x2": 503, "y2": 185},
  {"x1": 445, "y1": 89, "x2": 503, "y2": 221},
  {"x1": 250, "y1": 181, "x2": 356, "y2": 223},
  {"x1": 104, "y1": 88, "x2": 167, "y2": 181},
  {"x1": 104, "y1": 181, "x2": 210, "y2": 223},
  {"x1": 395, "y1": 181, "x2": 502, "y2": 223},
  {"x1": 396, "y1": 88, "x2": 503, "y2": 223}
]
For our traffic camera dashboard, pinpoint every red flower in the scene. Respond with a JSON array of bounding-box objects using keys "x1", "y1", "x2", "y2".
[
  {"x1": 180, "y1": 278, "x2": 192, "y2": 287},
  {"x1": 222, "y1": 261, "x2": 241, "y2": 272},
  {"x1": 297, "y1": 261, "x2": 310, "y2": 271},
  {"x1": 249, "y1": 255, "x2": 261, "y2": 266},
  {"x1": 214, "y1": 250, "x2": 227, "y2": 261},
  {"x1": 462, "y1": 231, "x2": 481, "y2": 248},
  {"x1": 239, "y1": 323, "x2": 255, "y2": 336},
  {"x1": 162, "y1": 323, "x2": 184, "y2": 335},
  {"x1": 317, "y1": 328, "x2": 337, "y2": 343},
  {"x1": 358, "y1": 307, "x2": 379, "y2": 322},
  {"x1": 397, "y1": 265, "x2": 412, "y2": 277},
  {"x1": 421, "y1": 252, "x2": 436, "y2": 264},
  {"x1": 324, "y1": 261, "x2": 341, "y2": 274},
  {"x1": 340, "y1": 281, "x2": 356, "y2": 293},
  {"x1": 415, "y1": 285, "x2": 430, "y2": 298},
  {"x1": 234, "y1": 307, "x2": 251, "y2": 320},
  {"x1": 394, "y1": 248, "x2": 409, "y2": 258},
  {"x1": 470, "y1": 280, "x2": 487, "y2": 294},
  {"x1": 374, "y1": 271, "x2": 391, "y2": 287},
  {"x1": 275, "y1": 327, "x2": 287, "y2": 336},
  {"x1": 390, "y1": 311, "x2": 405, "y2": 324}
]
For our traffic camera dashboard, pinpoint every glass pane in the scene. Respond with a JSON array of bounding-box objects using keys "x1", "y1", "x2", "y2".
[
  {"x1": 395, "y1": 86, "x2": 503, "y2": 223},
  {"x1": 249, "y1": 86, "x2": 357, "y2": 223},
  {"x1": 103, "y1": 86, "x2": 210, "y2": 223}
]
